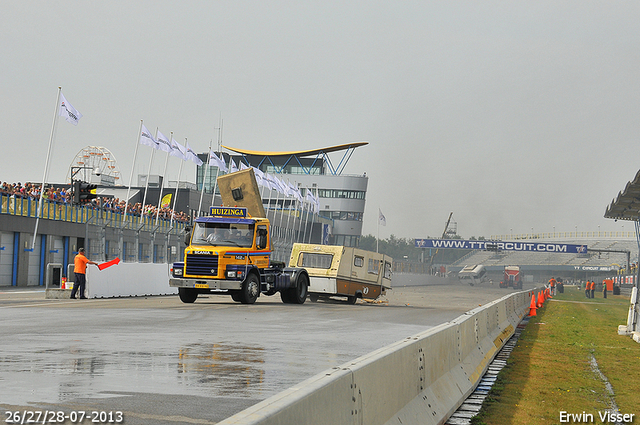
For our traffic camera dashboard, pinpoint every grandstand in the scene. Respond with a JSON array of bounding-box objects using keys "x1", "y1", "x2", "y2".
[{"x1": 449, "y1": 237, "x2": 638, "y2": 283}]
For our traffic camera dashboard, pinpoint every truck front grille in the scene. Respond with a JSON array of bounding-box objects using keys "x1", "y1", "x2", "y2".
[{"x1": 185, "y1": 254, "x2": 219, "y2": 277}]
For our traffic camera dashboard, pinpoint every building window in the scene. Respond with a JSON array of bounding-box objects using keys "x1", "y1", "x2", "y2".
[
  {"x1": 320, "y1": 211, "x2": 363, "y2": 222},
  {"x1": 317, "y1": 189, "x2": 365, "y2": 200}
]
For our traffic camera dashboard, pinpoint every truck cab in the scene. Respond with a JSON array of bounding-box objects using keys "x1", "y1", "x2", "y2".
[
  {"x1": 500, "y1": 266, "x2": 522, "y2": 289},
  {"x1": 169, "y1": 207, "x2": 309, "y2": 304}
]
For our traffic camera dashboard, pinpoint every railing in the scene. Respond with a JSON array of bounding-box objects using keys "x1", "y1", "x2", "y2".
[
  {"x1": 490, "y1": 231, "x2": 636, "y2": 240},
  {"x1": 393, "y1": 261, "x2": 429, "y2": 274},
  {"x1": 0, "y1": 193, "x2": 186, "y2": 233}
]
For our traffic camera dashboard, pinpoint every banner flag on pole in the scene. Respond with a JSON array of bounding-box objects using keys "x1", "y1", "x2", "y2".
[
  {"x1": 186, "y1": 142, "x2": 203, "y2": 165},
  {"x1": 139, "y1": 124, "x2": 159, "y2": 149},
  {"x1": 379, "y1": 208, "x2": 386, "y2": 226},
  {"x1": 156, "y1": 130, "x2": 172, "y2": 153},
  {"x1": 161, "y1": 193, "x2": 172, "y2": 208},
  {"x1": 208, "y1": 151, "x2": 228, "y2": 172},
  {"x1": 170, "y1": 138, "x2": 186, "y2": 160},
  {"x1": 239, "y1": 161, "x2": 250, "y2": 171},
  {"x1": 229, "y1": 159, "x2": 238, "y2": 173},
  {"x1": 58, "y1": 93, "x2": 82, "y2": 125}
]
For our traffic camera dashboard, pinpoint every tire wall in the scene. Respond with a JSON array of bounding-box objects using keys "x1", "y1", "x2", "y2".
[{"x1": 218, "y1": 289, "x2": 534, "y2": 425}]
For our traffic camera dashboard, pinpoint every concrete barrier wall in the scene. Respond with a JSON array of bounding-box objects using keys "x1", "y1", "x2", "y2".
[
  {"x1": 86, "y1": 263, "x2": 177, "y2": 298},
  {"x1": 219, "y1": 289, "x2": 533, "y2": 425}
]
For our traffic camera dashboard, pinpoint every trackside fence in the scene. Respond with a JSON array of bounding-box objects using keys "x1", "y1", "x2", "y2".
[{"x1": 218, "y1": 288, "x2": 534, "y2": 425}]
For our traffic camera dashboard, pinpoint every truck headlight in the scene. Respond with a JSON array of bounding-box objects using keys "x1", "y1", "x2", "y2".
[
  {"x1": 226, "y1": 270, "x2": 244, "y2": 279},
  {"x1": 172, "y1": 268, "x2": 183, "y2": 277}
]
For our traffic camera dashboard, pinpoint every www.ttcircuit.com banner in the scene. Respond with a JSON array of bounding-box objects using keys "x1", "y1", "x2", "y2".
[{"x1": 414, "y1": 239, "x2": 588, "y2": 254}]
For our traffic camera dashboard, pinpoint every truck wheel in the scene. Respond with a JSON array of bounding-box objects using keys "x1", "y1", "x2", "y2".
[
  {"x1": 281, "y1": 273, "x2": 308, "y2": 304},
  {"x1": 230, "y1": 291, "x2": 242, "y2": 302},
  {"x1": 240, "y1": 274, "x2": 260, "y2": 304},
  {"x1": 178, "y1": 288, "x2": 198, "y2": 303}
]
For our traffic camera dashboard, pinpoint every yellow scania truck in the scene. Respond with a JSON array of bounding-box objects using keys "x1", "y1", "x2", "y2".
[{"x1": 169, "y1": 169, "x2": 309, "y2": 304}]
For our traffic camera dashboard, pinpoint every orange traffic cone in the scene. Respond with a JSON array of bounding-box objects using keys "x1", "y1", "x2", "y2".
[
  {"x1": 529, "y1": 293, "x2": 537, "y2": 317},
  {"x1": 537, "y1": 291, "x2": 544, "y2": 308}
]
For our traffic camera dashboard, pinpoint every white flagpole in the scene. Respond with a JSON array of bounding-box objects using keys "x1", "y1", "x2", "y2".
[
  {"x1": 306, "y1": 190, "x2": 316, "y2": 244},
  {"x1": 170, "y1": 139, "x2": 186, "y2": 227},
  {"x1": 284, "y1": 179, "x2": 294, "y2": 248},
  {"x1": 139, "y1": 128, "x2": 158, "y2": 224},
  {"x1": 301, "y1": 188, "x2": 311, "y2": 244},
  {"x1": 377, "y1": 212, "x2": 379, "y2": 253},
  {"x1": 154, "y1": 133, "x2": 172, "y2": 226},
  {"x1": 296, "y1": 196, "x2": 306, "y2": 245},
  {"x1": 209, "y1": 119, "x2": 224, "y2": 210},
  {"x1": 123, "y1": 120, "x2": 144, "y2": 226},
  {"x1": 209, "y1": 165, "x2": 221, "y2": 209},
  {"x1": 32, "y1": 87, "x2": 62, "y2": 250},
  {"x1": 276, "y1": 181, "x2": 287, "y2": 241},
  {"x1": 197, "y1": 145, "x2": 211, "y2": 216}
]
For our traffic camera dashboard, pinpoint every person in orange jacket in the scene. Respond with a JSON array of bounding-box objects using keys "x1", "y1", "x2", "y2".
[
  {"x1": 590, "y1": 280, "x2": 596, "y2": 299},
  {"x1": 585, "y1": 280, "x2": 590, "y2": 298},
  {"x1": 549, "y1": 277, "x2": 557, "y2": 296}
]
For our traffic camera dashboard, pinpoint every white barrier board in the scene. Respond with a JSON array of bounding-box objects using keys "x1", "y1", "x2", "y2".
[{"x1": 86, "y1": 263, "x2": 177, "y2": 298}]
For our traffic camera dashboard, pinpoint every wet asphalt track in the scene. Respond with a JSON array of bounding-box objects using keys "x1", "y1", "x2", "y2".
[{"x1": 0, "y1": 281, "x2": 526, "y2": 424}]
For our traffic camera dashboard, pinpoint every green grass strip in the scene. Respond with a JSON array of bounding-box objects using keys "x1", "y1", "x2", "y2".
[{"x1": 471, "y1": 286, "x2": 640, "y2": 425}]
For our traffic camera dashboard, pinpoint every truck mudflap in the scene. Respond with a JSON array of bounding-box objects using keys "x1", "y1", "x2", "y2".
[{"x1": 169, "y1": 278, "x2": 242, "y2": 291}]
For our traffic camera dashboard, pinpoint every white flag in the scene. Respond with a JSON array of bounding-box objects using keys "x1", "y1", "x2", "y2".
[
  {"x1": 379, "y1": 208, "x2": 386, "y2": 226},
  {"x1": 305, "y1": 188, "x2": 314, "y2": 203},
  {"x1": 58, "y1": 93, "x2": 82, "y2": 125},
  {"x1": 156, "y1": 130, "x2": 172, "y2": 153},
  {"x1": 288, "y1": 182, "x2": 302, "y2": 202},
  {"x1": 253, "y1": 166, "x2": 265, "y2": 179},
  {"x1": 229, "y1": 159, "x2": 238, "y2": 173},
  {"x1": 208, "y1": 151, "x2": 228, "y2": 172},
  {"x1": 239, "y1": 161, "x2": 250, "y2": 171},
  {"x1": 185, "y1": 142, "x2": 203, "y2": 166},
  {"x1": 170, "y1": 138, "x2": 186, "y2": 160},
  {"x1": 140, "y1": 124, "x2": 158, "y2": 149}
]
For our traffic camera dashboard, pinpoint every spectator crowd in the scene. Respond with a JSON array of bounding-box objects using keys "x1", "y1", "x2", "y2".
[{"x1": 0, "y1": 181, "x2": 189, "y2": 223}]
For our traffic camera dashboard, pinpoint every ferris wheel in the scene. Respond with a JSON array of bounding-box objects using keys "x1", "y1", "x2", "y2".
[{"x1": 67, "y1": 146, "x2": 123, "y2": 185}]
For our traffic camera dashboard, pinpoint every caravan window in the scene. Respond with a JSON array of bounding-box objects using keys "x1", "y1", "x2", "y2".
[
  {"x1": 297, "y1": 252, "x2": 333, "y2": 269},
  {"x1": 383, "y1": 261, "x2": 392, "y2": 279},
  {"x1": 368, "y1": 259, "x2": 380, "y2": 275},
  {"x1": 354, "y1": 256, "x2": 364, "y2": 268}
]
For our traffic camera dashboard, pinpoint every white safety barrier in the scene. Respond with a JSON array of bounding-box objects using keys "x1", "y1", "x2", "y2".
[
  {"x1": 219, "y1": 289, "x2": 532, "y2": 425},
  {"x1": 618, "y1": 287, "x2": 640, "y2": 343},
  {"x1": 86, "y1": 263, "x2": 177, "y2": 298}
]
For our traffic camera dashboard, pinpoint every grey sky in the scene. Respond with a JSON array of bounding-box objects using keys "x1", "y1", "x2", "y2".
[{"x1": 2, "y1": 1, "x2": 639, "y2": 240}]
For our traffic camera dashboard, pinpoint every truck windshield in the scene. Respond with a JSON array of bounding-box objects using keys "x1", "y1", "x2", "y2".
[{"x1": 192, "y1": 222, "x2": 255, "y2": 248}]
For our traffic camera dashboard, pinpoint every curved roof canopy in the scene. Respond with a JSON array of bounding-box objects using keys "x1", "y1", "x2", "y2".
[
  {"x1": 604, "y1": 168, "x2": 640, "y2": 221},
  {"x1": 222, "y1": 141, "x2": 368, "y2": 158}
]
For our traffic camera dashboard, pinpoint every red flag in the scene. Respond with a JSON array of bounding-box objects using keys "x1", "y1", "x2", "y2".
[{"x1": 98, "y1": 257, "x2": 121, "y2": 271}]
